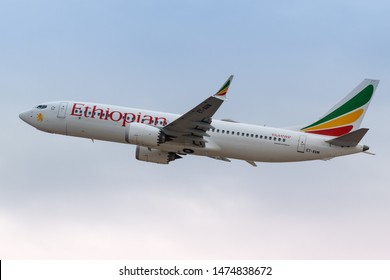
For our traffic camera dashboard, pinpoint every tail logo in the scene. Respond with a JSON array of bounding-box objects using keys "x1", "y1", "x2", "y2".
[
  {"x1": 215, "y1": 75, "x2": 233, "y2": 97},
  {"x1": 301, "y1": 84, "x2": 374, "y2": 136}
]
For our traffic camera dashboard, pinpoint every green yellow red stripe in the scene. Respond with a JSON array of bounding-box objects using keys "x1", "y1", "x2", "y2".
[
  {"x1": 305, "y1": 125, "x2": 353, "y2": 136},
  {"x1": 304, "y1": 109, "x2": 363, "y2": 132},
  {"x1": 301, "y1": 84, "x2": 374, "y2": 136},
  {"x1": 302, "y1": 84, "x2": 373, "y2": 131},
  {"x1": 215, "y1": 79, "x2": 231, "y2": 96}
]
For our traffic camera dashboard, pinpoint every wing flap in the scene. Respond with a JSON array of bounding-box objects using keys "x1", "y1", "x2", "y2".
[
  {"x1": 162, "y1": 75, "x2": 233, "y2": 146},
  {"x1": 208, "y1": 156, "x2": 231, "y2": 162}
]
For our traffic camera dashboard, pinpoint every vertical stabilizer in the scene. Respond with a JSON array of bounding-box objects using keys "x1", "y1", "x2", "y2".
[{"x1": 301, "y1": 79, "x2": 379, "y2": 136}]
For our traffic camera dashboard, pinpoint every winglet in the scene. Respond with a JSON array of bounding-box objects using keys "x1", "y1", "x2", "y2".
[{"x1": 214, "y1": 75, "x2": 234, "y2": 99}]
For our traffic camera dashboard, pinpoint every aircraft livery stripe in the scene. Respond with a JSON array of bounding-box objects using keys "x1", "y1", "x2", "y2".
[
  {"x1": 304, "y1": 108, "x2": 363, "y2": 132},
  {"x1": 304, "y1": 125, "x2": 353, "y2": 136},
  {"x1": 302, "y1": 84, "x2": 373, "y2": 130},
  {"x1": 215, "y1": 79, "x2": 231, "y2": 96}
]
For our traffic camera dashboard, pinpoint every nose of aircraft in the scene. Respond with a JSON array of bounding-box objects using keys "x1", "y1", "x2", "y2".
[{"x1": 19, "y1": 110, "x2": 33, "y2": 125}]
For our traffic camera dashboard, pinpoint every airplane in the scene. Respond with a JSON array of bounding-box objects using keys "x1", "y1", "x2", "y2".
[{"x1": 19, "y1": 76, "x2": 379, "y2": 166}]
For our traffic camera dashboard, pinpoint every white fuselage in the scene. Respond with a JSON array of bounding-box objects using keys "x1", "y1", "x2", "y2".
[{"x1": 19, "y1": 101, "x2": 365, "y2": 163}]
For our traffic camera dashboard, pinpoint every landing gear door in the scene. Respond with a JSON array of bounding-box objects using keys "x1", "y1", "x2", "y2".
[
  {"x1": 297, "y1": 135, "x2": 307, "y2": 153},
  {"x1": 57, "y1": 102, "x2": 68, "y2": 118}
]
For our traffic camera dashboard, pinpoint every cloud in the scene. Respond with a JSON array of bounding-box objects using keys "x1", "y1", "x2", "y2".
[{"x1": 1, "y1": 158, "x2": 390, "y2": 259}]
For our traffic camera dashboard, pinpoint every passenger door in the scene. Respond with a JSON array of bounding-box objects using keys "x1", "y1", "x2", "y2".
[
  {"x1": 297, "y1": 135, "x2": 307, "y2": 153},
  {"x1": 57, "y1": 102, "x2": 68, "y2": 118}
]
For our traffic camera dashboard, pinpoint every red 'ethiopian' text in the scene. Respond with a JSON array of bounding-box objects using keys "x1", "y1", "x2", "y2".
[{"x1": 70, "y1": 103, "x2": 167, "y2": 127}]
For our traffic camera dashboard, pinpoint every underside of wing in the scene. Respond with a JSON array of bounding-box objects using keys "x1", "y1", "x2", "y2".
[{"x1": 161, "y1": 75, "x2": 233, "y2": 147}]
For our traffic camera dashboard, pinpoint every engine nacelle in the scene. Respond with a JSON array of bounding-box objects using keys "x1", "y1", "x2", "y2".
[
  {"x1": 135, "y1": 146, "x2": 182, "y2": 164},
  {"x1": 125, "y1": 123, "x2": 166, "y2": 147}
]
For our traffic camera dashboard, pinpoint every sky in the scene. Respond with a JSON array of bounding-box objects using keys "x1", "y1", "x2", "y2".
[{"x1": 1, "y1": 0, "x2": 390, "y2": 259}]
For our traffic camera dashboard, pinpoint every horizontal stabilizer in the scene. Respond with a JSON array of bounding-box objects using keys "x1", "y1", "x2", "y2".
[{"x1": 326, "y1": 128, "x2": 369, "y2": 147}]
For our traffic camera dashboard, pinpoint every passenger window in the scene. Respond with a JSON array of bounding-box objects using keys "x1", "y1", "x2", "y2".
[{"x1": 265, "y1": 136, "x2": 267, "y2": 139}]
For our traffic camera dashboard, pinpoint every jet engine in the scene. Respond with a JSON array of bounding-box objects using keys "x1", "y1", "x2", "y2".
[
  {"x1": 125, "y1": 123, "x2": 167, "y2": 147},
  {"x1": 135, "y1": 146, "x2": 182, "y2": 164}
]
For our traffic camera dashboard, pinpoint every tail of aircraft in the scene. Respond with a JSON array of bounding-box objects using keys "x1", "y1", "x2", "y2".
[{"x1": 301, "y1": 79, "x2": 379, "y2": 137}]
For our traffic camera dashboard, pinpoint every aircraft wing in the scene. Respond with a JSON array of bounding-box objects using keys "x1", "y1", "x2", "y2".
[{"x1": 162, "y1": 75, "x2": 233, "y2": 147}]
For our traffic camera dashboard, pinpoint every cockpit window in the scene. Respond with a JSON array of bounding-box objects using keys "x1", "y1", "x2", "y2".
[{"x1": 36, "y1": 105, "x2": 47, "y2": 109}]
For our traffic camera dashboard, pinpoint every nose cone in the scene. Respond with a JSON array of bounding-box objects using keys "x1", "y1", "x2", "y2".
[{"x1": 19, "y1": 110, "x2": 33, "y2": 125}]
